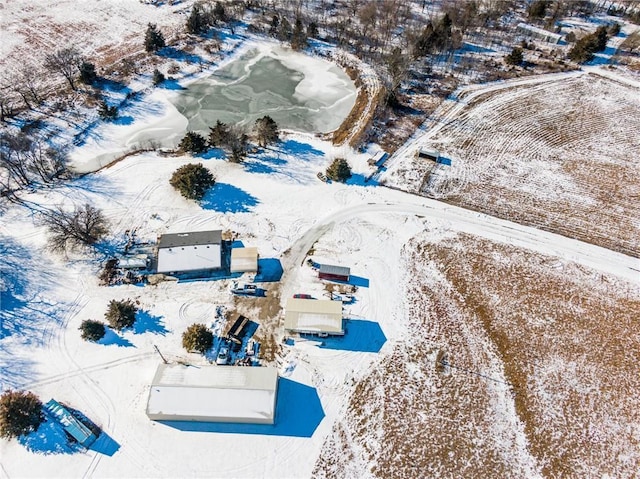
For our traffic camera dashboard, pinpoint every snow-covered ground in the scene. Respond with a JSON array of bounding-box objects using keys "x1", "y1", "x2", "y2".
[{"x1": 2, "y1": 3, "x2": 639, "y2": 478}]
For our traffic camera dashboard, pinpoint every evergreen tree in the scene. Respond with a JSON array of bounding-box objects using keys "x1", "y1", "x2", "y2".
[
  {"x1": 104, "y1": 299, "x2": 137, "y2": 331},
  {"x1": 79, "y1": 320, "x2": 106, "y2": 342},
  {"x1": 213, "y1": 2, "x2": 227, "y2": 23},
  {"x1": 179, "y1": 131, "x2": 208, "y2": 154},
  {"x1": 278, "y1": 18, "x2": 292, "y2": 42},
  {"x1": 98, "y1": 100, "x2": 118, "y2": 120},
  {"x1": 505, "y1": 47, "x2": 524, "y2": 66},
  {"x1": 0, "y1": 390, "x2": 44, "y2": 439},
  {"x1": 326, "y1": 158, "x2": 352, "y2": 182},
  {"x1": 568, "y1": 26, "x2": 609, "y2": 63},
  {"x1": 254, "y1": 116, "x2": 279, "y2": 147},
  {"x1": 528, "y1": 0, "x2": 550, "y2": 20},
  {"x1": 79, "y1": 61, "x2": 97, "y2": 85},
  {"x1": 307, "y1": 21, "x2": 319, "y2": 39},
  {"x1": 269, "y1": 15, "x2": 280, "y2": 36},
  {"x1": 413, "y1": 23, "x2": 435, "y2": 58},
  {"x1": 186, "y1": 4, "x2": 207, "y2": 34},
  {"x1": 182, "y1": 323, "x2": 213, "y2": 354},
  {"x1": 170, "y1": 163, "x2": 215, "y2": 200},
  {"x1": 291, "y1": 17, "x2": 307, "y2": 50},
  {"x1": 145, "y1": 23, "x2": 166, "y2": 52},
  {"x1": 208, "y1": 120, "x2": 230, "y2": 147}
]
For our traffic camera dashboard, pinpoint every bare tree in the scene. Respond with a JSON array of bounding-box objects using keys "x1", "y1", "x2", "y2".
[
  {"x1": 40, "y1": 203, "x2": 109, "y2": 252},
  {"x1": 225, "y1": 125, "x2": 248, "y2": 163},
  {"x1": 44, "y1": 47, "x2": 82, "y2": 91},
  {"x1": 0, "y1": 132, "x2": 67, "y2": 189}
]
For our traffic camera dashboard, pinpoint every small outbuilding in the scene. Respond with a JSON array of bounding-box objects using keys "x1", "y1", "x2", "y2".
[
  {"x1": 156, "y1": 230, "x2": 222, "y2": 274},
  {"x1": 44, "y1": 399, "x2": 97, "y2": 447},
  {"x1": 284, "y1": 298, "x2": 344, "y2": 336},
  {"x1": 368, "y1": 151, "x2": 388, "y2": 167},
  {"x1": 146, "y1": 364, "x2": 278, "y2": 424},
  {"x1": 230, "y1": 247, "x2": 259, "y2": 273},
  {"x1": 318, "y1": 264, "x2": 350, "y2": 282},
  {"x1": 417, "y1": 147, "x2": 440, "y2": 161}
]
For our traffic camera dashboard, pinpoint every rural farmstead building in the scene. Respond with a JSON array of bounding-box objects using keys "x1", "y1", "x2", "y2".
[
  {"x1": 156, "y1": 230, "x2": 222, "y2": 274},
  {"x1": 284, "y1": 298, "x2": 344, "y2": 336},
  {"x1": 230, "y1": 247, "x2": 259, "y2": 273},
  {"x1": 318, "y1": 264, "x2": 350, "y2": 282},
  {"x1": 146, "y1": 364, "x2": 278, "y2": 424}
]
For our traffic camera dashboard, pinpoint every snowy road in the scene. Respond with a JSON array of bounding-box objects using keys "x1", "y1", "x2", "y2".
[{"x1": 282, "y1": 186, "x2": 639, "y2": 285}]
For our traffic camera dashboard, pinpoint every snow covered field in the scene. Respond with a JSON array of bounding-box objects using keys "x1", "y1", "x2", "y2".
[{"x1": 2, "y1": 2, "x2": 640, "y2": 478}]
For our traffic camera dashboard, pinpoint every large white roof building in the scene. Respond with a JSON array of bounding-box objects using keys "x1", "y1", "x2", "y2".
[
  {"x1": 156, "y1": 230, "x2": 222, "y2": 274},
  {"x1": 146, "y1": 364, "x2": 278, "y2": 424}
]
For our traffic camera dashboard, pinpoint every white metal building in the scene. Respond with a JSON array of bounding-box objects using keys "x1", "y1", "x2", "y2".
[
  {"x1": 284, "y1": 298, "x2": 344, "y2": 336},
  {"x1": 146, "y1": 364, "x2": 278, "y2": 424},
  {"x1": 230, "y1": 247, "x2": 259, "y2": 273},
  {"x1": 156, "y1": 230, "x2": 222, "y2": 274}
]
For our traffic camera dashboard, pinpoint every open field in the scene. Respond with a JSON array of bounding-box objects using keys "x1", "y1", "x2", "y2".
[
  {"x1": 382, "y1": 71, "x2": 640, "y2": 257},
  {"x1": 314, "y1": 232, "x2": 640, "y2": 478}
]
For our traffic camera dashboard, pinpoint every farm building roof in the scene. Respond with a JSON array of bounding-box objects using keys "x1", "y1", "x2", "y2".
[
  {"x1": 318, "y1": 264, "x2": 350, "y2": 277},
  {"x1": 146, "y1": 364, "x2": 278, "y2": 424},
  {"x1": 284, "y1": 298, "x2": 344, "y2": 335},
  {"x1": 230, "y1": 247, "x2": 259, "y2": 273},
  {"x1": 158, "y1": 230, "x2": 222, "y2": 249}
]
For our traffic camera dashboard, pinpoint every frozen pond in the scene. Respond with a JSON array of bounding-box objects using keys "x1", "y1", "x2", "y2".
[
  {"x1": 172, "y1": 45, "x2": 357, "y2": 134},
  {"x1": 70, "y1": 43, "x2": 356, "y2": 173}
]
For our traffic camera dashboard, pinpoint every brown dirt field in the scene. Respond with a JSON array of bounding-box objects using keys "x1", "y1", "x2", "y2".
[
  {"x1": 314, "y1": 232, "x2": 640, "y2": 478},
  {"x1": 415, "y1": 74, "x2": 640, "y2": 258}
]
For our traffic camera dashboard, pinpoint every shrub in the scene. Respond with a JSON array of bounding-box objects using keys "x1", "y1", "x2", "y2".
[
  {"x1": 0, "y1": 390, "x2": 44, "y2": 439},
  {"x1": 505, "y1": 47, "x2": 524, "y2": 66},
  {"x1": 169, "y1": 163, "x2": 215, "y2": 201},
  {"x1": 79, "y1": 61, "x2": 97, "y2": 85},
  {"x1": 179, "y1": 131, "x2": 208, "y2": 154},
  {"x1": 182, "y1": 323, "x2": 213, "y2": 353},
  {"x1": 104, "y1": 299, "x2": 137, "y2": 331},
  {"x1": 326, "y1": 158, "x2": 352, "y2": 182},
  {"x1": 79, "y1": 320, "x2": 106, "y2": 342},
  {"x1": 152, "y1": 69, "x2": 165, "y2": 86},
  {"x1": 98, "y1": 258, "x2": 119, "y2": 286}
]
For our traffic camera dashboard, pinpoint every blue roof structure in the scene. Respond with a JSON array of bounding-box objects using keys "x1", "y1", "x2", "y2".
[{"x1": 44, "y1": 399, "x2": 97, "y2": 447}]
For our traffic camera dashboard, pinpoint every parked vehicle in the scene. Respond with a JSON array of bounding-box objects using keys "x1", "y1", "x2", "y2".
[
  {"x1": 216, "y1": 347, "x2": 229, "y2": 365},
  {"x1": 231, "y1": 281, "x2": 258, "y2": 295},
  {"x1": 293, "y1": 293, "x2": 313, "y2": 299}
]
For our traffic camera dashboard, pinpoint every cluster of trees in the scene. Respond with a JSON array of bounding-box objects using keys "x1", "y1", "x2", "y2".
[
  {"x1": 178, "y1": 115, "x2": 279, "y2": 160},
  {"x1": 267, "y1": 15, "x2": 310, "y2": 50},
  {"x1": 0, "y1": 131, "x2": 68, "y2": 196},
  {"x1": 0, "y1": 390, "x2": 44, "y2": 439},
  {"x1": 79, "y1": 298, "x2": 138, "y2": 342},
  {"x1": 186, "y1": 2, "x2": 230, "y2": 35},
  {"x1": 182, "y1": 323, "x2": 213, "y2": 353},
  {"x1": 568, "y1": 26, "x2": 609, "y2": 63}
]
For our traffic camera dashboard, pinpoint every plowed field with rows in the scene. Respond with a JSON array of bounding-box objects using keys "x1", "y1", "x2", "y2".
[{"x1": 386, "y1": 72, "x2": 640, "y2": 257}]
